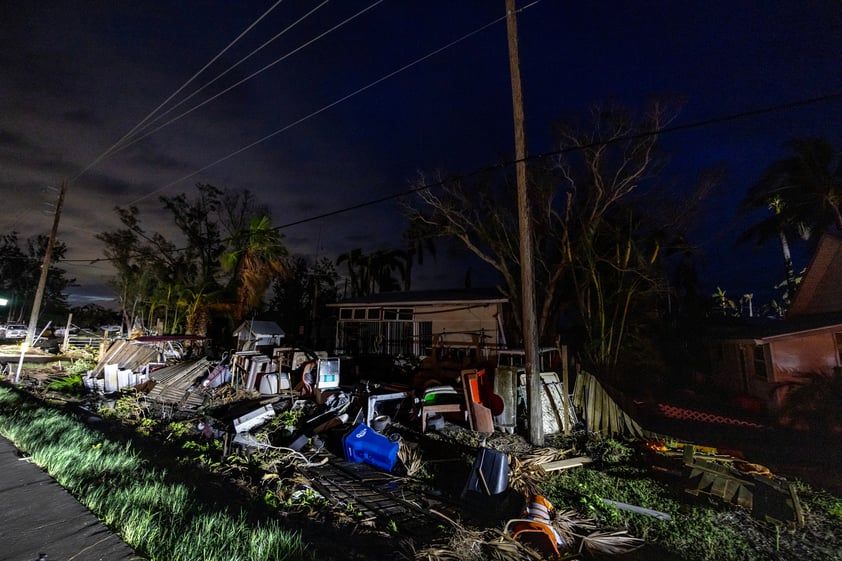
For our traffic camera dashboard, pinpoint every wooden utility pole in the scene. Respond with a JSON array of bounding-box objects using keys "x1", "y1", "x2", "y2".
[
  {"x1": 506, "y1": 0, "x2": 543, "y2": 446},
  {"x1": 17, "y1": 180, "x2": 67, "y2": 382}
]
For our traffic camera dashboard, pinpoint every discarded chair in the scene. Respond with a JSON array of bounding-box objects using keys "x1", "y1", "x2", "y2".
[{"x1": 420, "y1": 384, "x2": 465, "y2": 432}]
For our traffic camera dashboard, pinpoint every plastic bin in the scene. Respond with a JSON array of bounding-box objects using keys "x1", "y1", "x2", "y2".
[
  {"x1": 343, "y1": 423, "x2": 399, "y2": 472},
  {"x1": 463, "y1": 447, "x2": 509, "y2": 496}
]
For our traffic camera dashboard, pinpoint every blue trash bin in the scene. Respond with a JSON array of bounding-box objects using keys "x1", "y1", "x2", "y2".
[{"x1": 343, "y1": 423, "x2": 399, "y2": 472}]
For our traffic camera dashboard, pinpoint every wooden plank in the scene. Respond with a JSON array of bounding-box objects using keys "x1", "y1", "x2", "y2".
[
  {"x1": 471, "y1": 400, "x2": 494, "y2": 434},
  {"x1": 541, "y1": 375, "x2": 564, "y2": 434},
  {"x1": 561, "y1": 345, "x2": 571, "y2": 436},
  {"x1": 608, "y1": 391, "x2": 619, "y2": 434},
  {"x1": 599, "y1": 383, "x2": 609, "y2": 434},
  {"x1": 586, "y1": 373, "x2": 597, "y2": 432},
  {"x1": 540, "y1": 456, "x2": 593, "y2": 472}
]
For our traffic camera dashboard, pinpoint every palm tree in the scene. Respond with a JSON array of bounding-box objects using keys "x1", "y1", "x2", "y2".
[
  {"x1": 738, "y1": 194, "x2": 806, "y2": 296},
  {"x1": 222, "y1": 216, "x2": 289, "y2": 323},
  {"x1": 402, "y1": 221, "x2": 436, "y2": 290},
  {"x1": 741, "y1": 138, "x2": 842, "y2": 284},
  {"x1": 336, "y1": 248, "x2": 407, "y2": 296},
  {"x1": 368, "y1": 249, "x2": 407, "y2": 293},
  {"x1": 337, "y1": 248, "x2": 367, "y2": 298},
  {"x1": 768, "y1": 137, "x2": 842, "y2": 232}
]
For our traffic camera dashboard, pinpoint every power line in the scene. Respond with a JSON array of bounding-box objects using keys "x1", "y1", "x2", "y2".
[
  {"x1": 272, "y1": 90, "x2": 842, "y2": 230},
  {"x1": 73, "y1": 0, "x2": 287, "y2": 182},
  {"x1": 53, "y1": 89, "x2": 842, "y2": 264},
  {"x1": 128, "y1": 0, "x2": 331, "y2": 144},
  {"x1": 120, "y1": 0, "x2": 384, "y2": 168},
  {"x1": 126, "y1": 2, "x2": 508, "y2": 205}
]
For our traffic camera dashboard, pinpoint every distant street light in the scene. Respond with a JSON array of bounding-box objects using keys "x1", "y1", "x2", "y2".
[{"x1": 0, "y1": 298, "x2": 8, "y2": 306}]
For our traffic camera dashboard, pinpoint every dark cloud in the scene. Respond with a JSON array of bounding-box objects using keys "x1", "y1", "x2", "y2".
[
  {"x1": 0, "y1": 1, "x2": 840, "y2": 305},
  {"x1": 123, "y1": 145, "x2": 195, "y2": 174},
  {"x1": 61, "y1": 109, "x2": 101, "y2": 126},
  {"x1": 0, "y1": 131, "x2": 78, "y2": 176}
]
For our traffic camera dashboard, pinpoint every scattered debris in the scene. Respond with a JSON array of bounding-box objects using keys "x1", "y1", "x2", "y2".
[
  {"x1": 17, "y1": 334, "x2": 829, "y2": 559},
  {"x1": 540, "y1": 456, "x2": 593, "y2": 473},
  {"x1": 683, "y1": 445, "x2": 805, "y2": 528},
  {"x1": 233, "y1": 404, "x2": 276, "y2": 433},
  {"x1": 601, "y1": 498, "x2": 672, "y2": 520}
]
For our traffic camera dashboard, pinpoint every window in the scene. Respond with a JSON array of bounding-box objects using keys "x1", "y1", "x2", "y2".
[
  {"x1": 336, "y1": 306, "x2": 425, "y2": 357},
  {"x1": 418, "y1": 321, "x2": 432, "y2": 356},
  {"x1": 340, "y1": 307, "x2": 380, "y2": 320},
  {"x1": 383, "y1": 321, "x2": 413, "y2": 355},
  {"x1": 753, "y1": 344, "x2": 768, "y2": 380},
  {"x1": 383, "y1": 308, "x2": 412, "y2": 321}
]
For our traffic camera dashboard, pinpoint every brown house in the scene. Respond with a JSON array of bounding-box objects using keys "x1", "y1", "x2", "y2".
[{"x1": 708, "y1": 233, "x2": 842, "y2": 413}]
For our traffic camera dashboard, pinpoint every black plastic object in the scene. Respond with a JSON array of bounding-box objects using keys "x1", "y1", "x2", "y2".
[{"x1": 463, "y1": 447, "x2": 509, "y2": 496}]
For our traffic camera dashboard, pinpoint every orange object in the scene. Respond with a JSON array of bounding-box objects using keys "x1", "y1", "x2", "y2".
[{"x1": 523, "y1": 494, "x2": 555, "y2": 522}]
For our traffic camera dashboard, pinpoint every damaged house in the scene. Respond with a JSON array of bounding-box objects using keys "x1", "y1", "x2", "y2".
[
  {"x1": 233, "y1": 320, "x2": 286, "y2": 352},
  {"x1": 707, "y1": 232, "x2": 842, "y2": 414}
]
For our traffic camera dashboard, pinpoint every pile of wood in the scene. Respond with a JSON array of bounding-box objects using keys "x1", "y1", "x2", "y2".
[{"x1": 573, "y1": 371, "x2": 645, "y2": 437}]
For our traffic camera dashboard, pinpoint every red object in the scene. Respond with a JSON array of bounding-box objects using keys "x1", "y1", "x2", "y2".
[{"x1": 469, "y1": 369, "x2": 505, "y2": 416}]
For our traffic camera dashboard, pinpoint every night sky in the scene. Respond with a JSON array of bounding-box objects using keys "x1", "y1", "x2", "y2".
[{"x1": 2, "y1": 1, "x2": 841, "y2": 307}]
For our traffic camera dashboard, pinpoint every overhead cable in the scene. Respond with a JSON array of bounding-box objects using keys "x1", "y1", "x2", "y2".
[
  {"x1": 272, "y1": 90, "x2": 842, "y2": 230},
  {"x1": 120, "y1": 0, "x2": 384, "y2": 162},
  {"x1": 58, "y1": 89, "x2": 842, "y2": 263},
  {"x1": 127, "y1": 3, "x2": 508, "y2": 205},
  {"x1": 73, "y1": 0, "x2": 286, "y2": 182},
  {"x1": 128, "y1": 0, "x2": 331, "y2": 143}
]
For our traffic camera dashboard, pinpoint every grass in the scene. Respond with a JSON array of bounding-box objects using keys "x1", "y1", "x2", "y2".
[
  {"x1": 0, "y1": 385, "x2": 310, "y2": 561},
  {"x1": 541, "y1": 437, "x2": 842, "y2": 561}
]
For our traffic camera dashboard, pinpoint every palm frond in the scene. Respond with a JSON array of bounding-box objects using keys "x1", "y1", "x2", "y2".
[
  {"x1": 399, "y1": 441, "x2": 425, "y2": 477},
  {"x1": 579, "y1": 530, "x2": 643, "y2": 556},
  {"x1": 551, "y1": 508, "x2": 597, "y2": 545},
  {"x1": 508, "y1": 447, "x2": 572, "y2": 495},
  {"x1": 487, "y1": 529, "x2": 547, "y2": 561}
]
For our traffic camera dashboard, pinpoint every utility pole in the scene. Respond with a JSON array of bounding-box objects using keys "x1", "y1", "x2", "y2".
[
  {"x1": 506, "y1": 0, "x2": 543, "y2": 446},
  {"x1": 16, "y1": 180, "x2": 67, "y2": 382}
]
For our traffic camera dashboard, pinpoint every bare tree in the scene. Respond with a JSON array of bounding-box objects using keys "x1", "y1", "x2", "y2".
[{"x1": 408, "y1": 100, "x2": 709, "y2": 381}]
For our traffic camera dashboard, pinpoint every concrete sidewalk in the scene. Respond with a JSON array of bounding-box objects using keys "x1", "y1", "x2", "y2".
[{"x1": 0, "y1": 436, "x2": 142, "y2": 561}]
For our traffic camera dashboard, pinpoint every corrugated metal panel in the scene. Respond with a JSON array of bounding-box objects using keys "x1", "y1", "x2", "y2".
[
  {"x1": 146, "y1": 359, "x2": 213, "y2": 409},
  {"x1": 93, "y1": 340, "x2": 160, "y2": 376}
]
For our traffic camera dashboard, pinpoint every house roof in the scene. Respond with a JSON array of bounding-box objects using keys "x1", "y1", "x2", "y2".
[
  {"x1": 328, "y1": 287, "x2": 507, "y2": 307},
  {"x1": 233, "y1": 320, "x2": 285, "y2": 337},
  {"x1": 787, "y1": 232, "x2": 842, "y2": 317},
  {"x1": 710, "y1": 232, "x2": 842, "y2": 342},
  {"x1": 709, "y1": 312, "x2": 842, "y2": 342}
]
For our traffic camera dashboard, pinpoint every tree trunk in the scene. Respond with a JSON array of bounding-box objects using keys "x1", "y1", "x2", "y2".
[{"x1": 778, "y1": 228, "x2": 797, "y2": 296}]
